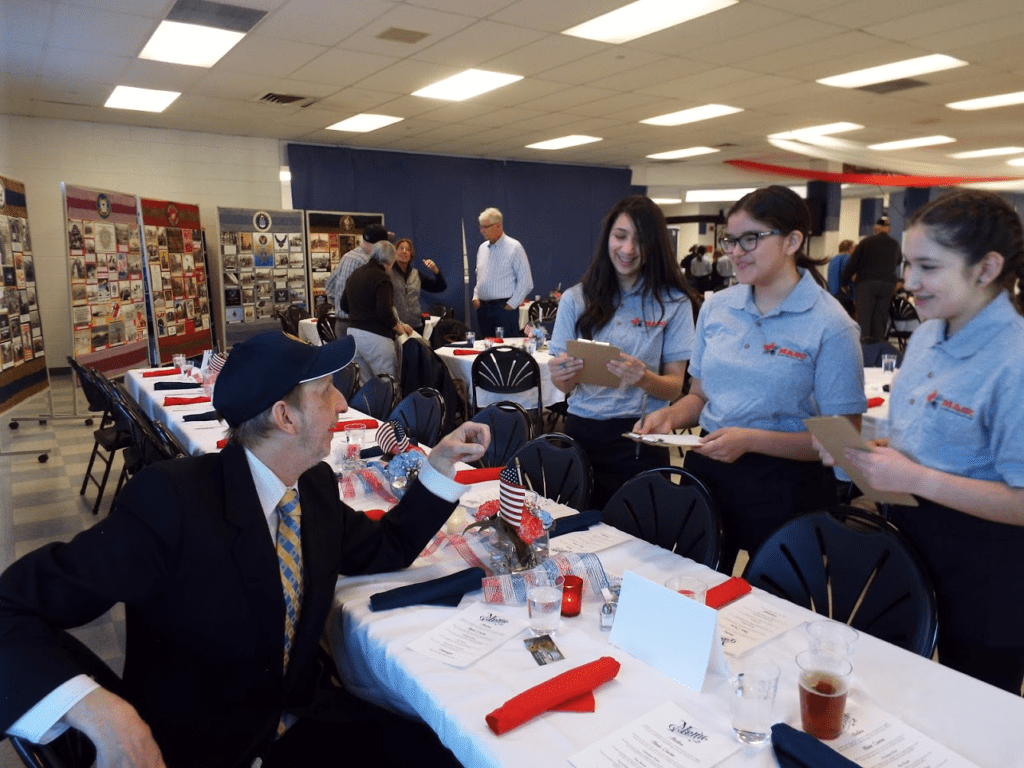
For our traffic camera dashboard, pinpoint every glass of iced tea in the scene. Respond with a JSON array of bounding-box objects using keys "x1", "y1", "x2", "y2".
[{"x1": 796, "y1": 650, "x2": 852, "y2": 740}]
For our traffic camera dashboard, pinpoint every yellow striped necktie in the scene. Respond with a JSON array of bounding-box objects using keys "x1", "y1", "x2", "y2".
[{"x1": 276, "y1": 489, "x2": 303, "y2": 672}]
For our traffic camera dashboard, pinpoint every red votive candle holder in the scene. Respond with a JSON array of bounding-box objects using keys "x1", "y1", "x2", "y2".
[{"x1": 560, "y1": 575, "x2": 583, "y2": 617}]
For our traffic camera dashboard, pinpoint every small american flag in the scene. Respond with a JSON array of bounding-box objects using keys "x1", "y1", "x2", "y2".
[
  {"x1": 375, "y1": 420, "x2": 409, "y2": 455},
  {"x1": 498, "y1": 465, "x2": 525, "y2": 526},
  {"x1": 209, "y1": 352, "x2": 227, "y2": 374},
  {"x1": 523, "y1": 322, "x2": 535, "y2": 337}
]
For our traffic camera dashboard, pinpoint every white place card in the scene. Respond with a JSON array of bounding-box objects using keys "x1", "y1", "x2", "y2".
[
  {"x1": 407, "y1": 604, "x2": 527, "y2": 668},
  {"x1": 833, "y1": 700, "x2": 980, "y2": 767},
  {"x1": 569, "y1": 700, "x2": 740, "y2": 768},
  {"x1": 716, "y1": 594, "x2": 806, "y2": 657},
  {"x1": 550, "y1": 526, "x2": 633, "y2": 554},
  {"x1": 609, "y1": 571, "x2": 718, "y2": 692}
]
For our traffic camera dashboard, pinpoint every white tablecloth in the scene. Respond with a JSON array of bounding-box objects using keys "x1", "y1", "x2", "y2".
[
  {"x1": 328, "y1": 526, "x2": 1023, "y2": 768},
  {"x1": 861, "y1": 366, "x2": 893, "y2": 441},
  {"x1": 436, "y1": 340, "x2": 564, "y2": 411},
  {"x1": 298, "y1": 317, "x2": 320, "y2": 346}
]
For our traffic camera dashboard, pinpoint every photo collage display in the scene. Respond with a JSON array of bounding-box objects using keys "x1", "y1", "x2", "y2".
[
  {"x1": 305, "y1": 211, "x2": 385, "y2": 311},
  {"x1": 143, "y1": 222, "x2": 208, "y2": 339},
  {"x1": 0, "y1": 176, "x2": 41, "y2": 370}
]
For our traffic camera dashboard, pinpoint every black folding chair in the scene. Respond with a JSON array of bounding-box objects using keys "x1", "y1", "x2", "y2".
[
  {"x1": 106, "y1": 380, "x2": 174, "y2": 478},
  {"x1": 427, "y1": 302, "x2": 455, "y2": 320},
  {"x1": 526, "y1": 297, "x2": 558, "y2": 334},
  {"x1": 389, "y1": 387, "x2": 445, "y2": 448},
  {"x1": 350, "y1": 373, "x2": 397, "y2": 420},
  {"x1": 886, "y1": 294, "x2": 920, "y2": 352},
  {"x1": 430, "y1": 318, "x2": 470, "y2": 350},
  {"x1": 507, "y1": 433, "x2": 591, "y2": 510},
  {"x1": 471, "y1": 345, "x2": 543, "y2": 433},
  {"x1": 470, "y1": 401, "x2": 533, "y2": 468},
  {"x1": 602, "y1": 467, "x2": 723, "y2": 569},
  {"x1": 743, "y1": 507, "x2": 938, "y2": 657},
  {"x1": 277, "y1": 303, "x2": 310, "y2": 336},
  {"x1": 316, "y1": 302, "x2": 337, "y2": 344},
  {"x1": 333, "y1": 361, "x2": 361, "y2": 402}
]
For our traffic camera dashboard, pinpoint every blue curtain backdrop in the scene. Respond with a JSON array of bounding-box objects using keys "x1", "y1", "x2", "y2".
[{"x1": 287, "y1": 144, "x2": 641, "y2": 330}]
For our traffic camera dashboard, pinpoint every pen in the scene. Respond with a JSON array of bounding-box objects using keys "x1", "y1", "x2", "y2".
[{"x1": 636, "y1": 393, "x2": 648, "y2": 460}]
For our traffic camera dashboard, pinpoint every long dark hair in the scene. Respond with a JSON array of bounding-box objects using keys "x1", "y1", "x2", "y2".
[
  {"x1": 577, "y1": 195, "x2": 696, "y2": 338},
  {"x1": 727, "y1": 185, "x2": 828, "y2": 289},
  {"x1": 908, "y1": 188, "x2": 1024, "y2": 313}
]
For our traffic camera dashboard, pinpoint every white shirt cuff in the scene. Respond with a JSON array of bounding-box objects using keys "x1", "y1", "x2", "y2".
[
  {"x1": 6, "y1": 675, "x2": 99, "y2": 744},
  {"x1": 417, "y1": 461, "x2": 463, "y2": 503}
]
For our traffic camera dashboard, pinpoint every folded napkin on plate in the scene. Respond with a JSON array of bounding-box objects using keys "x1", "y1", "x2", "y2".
[
  {"x1": 331, "y1": 418, "x2": 379, "y2": 432},
  {"x1": 485, "y1": 656, "x2": 621, "y2": 735},
  {"x1": 771, "y1": 723, "x2": 858, "y2": 768},
  {"x1": 153, "y1": 381, "x2": 202, "y2": 390},
  {"x1": 182, "y1": 411, "x2": 219, "y2": 422},
  {"x1": 551, "y1": 509, "x2": 602, "y2": 538},
  {"x1": 454, "y1": 466, "x2": 503, "y2": 484},
  {"x1": 369, "y1": 567, "x2": 486, "y2": 612},
  {"x1": 706, "y1": 576, "x2": 751, "y2": 609},
  {"x1": 163, "y1": 395, "x2": 210, "y2": 406},
  {"x1": 142, "y1": 367, "x2": 180, "y2": 378},
  {"x1": 867, "y1": 396, "x2": 885, "y2": 408},
  {"x1": 453, "y1": 349, "x2": 481, "y2": 356}
]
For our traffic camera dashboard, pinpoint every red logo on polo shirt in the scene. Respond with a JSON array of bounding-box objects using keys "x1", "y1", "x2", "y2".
[
  {"x1": 926, "y1": 390, "x2": 974, "y2": 419},
  {"x1": 630, "y1": 317, "x2": 666, "y2": 328},
  {"x1": 762, "y1": 342, "x2": 808, "y2": 361}
]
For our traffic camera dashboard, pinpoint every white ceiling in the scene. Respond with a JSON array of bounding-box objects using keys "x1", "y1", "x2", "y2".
[{"x1": 3, "y1": 0, "x2": 1024, "y2": 195}]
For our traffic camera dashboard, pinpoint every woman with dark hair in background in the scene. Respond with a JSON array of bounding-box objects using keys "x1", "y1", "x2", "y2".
[
  {"x1": 835, "y1": 189, "x2": 1024, "y2": 693},
  {"x1": 549, "y1": 195, "x2": 697, "y2": 509},
  {"x1": 637, "y1": 185, "x2": 866, "y2": 575},
  {"x1": 391, "y1": 238, "x2": 447, "y2": 334}
]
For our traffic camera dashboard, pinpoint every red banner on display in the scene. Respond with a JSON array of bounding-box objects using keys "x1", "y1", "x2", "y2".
[{"x1": 725, "y1": 159, "x2": 1024, "y2": 187}]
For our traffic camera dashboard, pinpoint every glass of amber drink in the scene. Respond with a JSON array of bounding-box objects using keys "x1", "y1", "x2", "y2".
[{"x1": 796, "y1": 651, "x2": 852, "y2": 740}]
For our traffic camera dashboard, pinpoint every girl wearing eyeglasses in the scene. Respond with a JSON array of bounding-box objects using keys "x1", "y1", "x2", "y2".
[
  {"x1": 636, "y1": 185, "x2": 865, "y2": 575},
  {"x1": 837, "y1": 189, "x2": 1024, "y2": 693}
]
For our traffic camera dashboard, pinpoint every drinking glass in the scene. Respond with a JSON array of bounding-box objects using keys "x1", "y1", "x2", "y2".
[
  {"x1": 172, "y1": 353, "x2": 186, "y2": 373},
  {"x1": 729, "y1": 655, "x2": 780, "y2": 745},
  {"x1": 465, "y1": 331, "x2": 476, "y2": 346},
  {"x1": 806, "y1": 620, "x2": 859, "y2": 658},
  {"x1": 494, "y1": 326, "x2": 504, "y2": 340},
  {"x1": 344, "y1": 424, "x2": 365, "y2": 468},
  {"x1": 525, "y1": 570, "x2": 562, "y2": 635},
  {"x1": 796, "y1": 650, "x2": 852, "y2": 740},
  {"x1": 665, "y1": 575, "x2": 707, "y2": 604},
  {"x1": 881, "y1": 354, "x2": 897, "y2": 373}
]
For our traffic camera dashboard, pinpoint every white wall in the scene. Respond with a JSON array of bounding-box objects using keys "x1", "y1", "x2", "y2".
[{"x1": 0, "y1": 115, "x2": 284, "y2": 365}]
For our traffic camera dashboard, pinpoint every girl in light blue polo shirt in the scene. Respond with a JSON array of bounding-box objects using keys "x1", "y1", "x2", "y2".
[
  {"x1": 549, "y1": 195, "x2": 696, "y2": 509},
  {"x1": 638, "y1": 186, "x2": 865, "y2": 575},
  {"x1": 841, "y1": 189, "x2": 1024, "y2": 694}
]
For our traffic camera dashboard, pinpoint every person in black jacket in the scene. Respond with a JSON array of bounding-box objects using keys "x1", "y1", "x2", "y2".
[{"x1": 842, "y1": 216, "x2": 902, "y2": 342}]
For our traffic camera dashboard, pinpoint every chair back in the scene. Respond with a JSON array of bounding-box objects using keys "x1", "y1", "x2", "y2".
[
  {"x1": 430, "y1": 318, "x2": 470, "y2": 350},
  {"x1": 471, "y1": 345, "x2": 543, "y2": 432},
  {"x1": 470, "y1": 401, "x2": 533, "y2": 468},
  {"x1": 743, "y1": 507, "x2": 938, "y2": 657},
  {"x1": 350, "y1": 373, "x2": 397, "y2": 420},
  {"x1": 427, "y1": 302, "x2": 455, "y2": 320},
  {"x1": 150, "y1": 420, "x2": 190, "y2": 459},
  {"x1": 603, "y1": 467, "x2": 723, "y2": 569},
  {"x1": 507, "y1": 433, "x2": 591, "y2": 509},
  {"x1": 400, "y1": 337, "x2": 464, "y2": 433},
  {"x1": 278, "y1": 303, "x2": 310, "y2": 336},
  {"x1": 66, "y1": 356, "x2": 109, "y2": 415},
  {"x1": 316, "y1": 302, "x2": 337, "y2": 343},
  {"x1": 389, "y1": 387, "x2": 445, "y2": 448},
  {"x1": 333, "y1": 361, "x2": 361, "y2": 402},
  {"x1": 105, "y1": 380, "x2": 171, "y2": 474},
  {"x1": 527, "y1": 297, "x2": 559, "y2": 332},
  {"x1": 887, "y1": 294, "x2": 920, "y2": 351}
]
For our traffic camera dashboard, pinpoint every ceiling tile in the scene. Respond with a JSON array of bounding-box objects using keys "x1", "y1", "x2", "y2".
[
  {"x1": 489, "y1": 0, "x2": 627, "y2": 34},
  {"x1": 288, "y1": 49, "x2": 400, "y2": 87},
  {"x1": 47, "y1": 4, "x2": 155, "y2": 57},
  {"x1": 255, "y1": 0, "x2": 397, "y2": 47},
  {"x1": 411, "y1": 20, "x2": 546, "y2": 68},
  {"x1": 484, "y1": 34, "x2": 607, "y2": 78},
  {"x1": 540, "y1": 47, "x2": 668, "y2": 87},
  {"x1": 334, "y1": 4, "x2": 478, "y2": 56},
  {"x1": 216, "y1": 36, "x2": 328, "y2": 79}
]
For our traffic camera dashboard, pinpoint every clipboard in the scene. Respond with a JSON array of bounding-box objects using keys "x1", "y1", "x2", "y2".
[
  {"x1": 566, "y1": 339, "x2": 622, "y2": 388},
  {"x1": 803, "y1": 416, "x2": 918, "y2": 506}
]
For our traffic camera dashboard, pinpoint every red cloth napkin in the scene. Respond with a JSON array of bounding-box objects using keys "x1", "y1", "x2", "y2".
[
  {"x1": 454, "y1": 467, "x2": 503, "y2": 484},
  {"x1": 867, "y1": 396, "x2": 885, "y2": 408},
  {"x1": 706, "y1": 577, "x2": 751, "y2": 609},
  {"x1": 163, "y1": 396, "x2": 210, "y2": 406},
  {"x1": 364, "y1": 509, "x2": 387, "y2": 521},
  {"x1": 485, "y1": 656, "x2": 620, "y2": 735},
  {"x1": 143, "y1": 368, "x2": 180, "y2": 378},
  {"x1": 453, "y1": 349, "x2": 482, "y2": 356},
  {"x1": 331, "y1": 418, "x2": 379, "y2": 432},
  {"x1": 485, "y1": 337, "x2": 504, "y2": 343},
  {"x1": 216, "y1": 438, "x2": 228, "y2": 449}
]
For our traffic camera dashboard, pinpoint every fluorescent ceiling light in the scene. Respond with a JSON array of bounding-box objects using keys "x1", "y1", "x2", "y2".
[
  {"x1": 686, "y1": 186, "x2": 805, "y2": 203},
  {"x1": 641, "y1": 104, "x2": 741, "y2": 126},
  {"x1": 949, "y1": 147, "x2": 1024, "y2": 159},
  {"x1": 1005, "y1": 158, "x2": 1024, "y2": 167},
  {"x1": 525, "y1": 135, "x2": 602, "y2": 150},
  {"x1": 104, "y1": 85, "x2": 180, "y2": 113},
  {"x1": 769, "y1": 122, "x2": 863, "y2": 140},
  {"x1": 412, "y1": 69, "x2": 522, "y2": 101},
  {"x1": 817, "y1": 54, "x2": 967, "y2": 89},
  {"x1": 948, "y1": 90, "x2": 1024, "y2": 111},
  {"x1": 868, "y1": 135, "x2": 956, "y2": 151},
  {"x1": 138, "y1": 20, "x2": 244, "y2": 68},
  {"x1": 646, "y1": 147, "x2": 718, "y2": 160},
  {"x1": 650, "y1": 198, "x2": 682, "y2": 205},
  {"x1": 327, "y1": 114, "x2": 404, "y2": 132},
  {"x1": 563, "y1": 0, "x2": 737, "y2": 44}
]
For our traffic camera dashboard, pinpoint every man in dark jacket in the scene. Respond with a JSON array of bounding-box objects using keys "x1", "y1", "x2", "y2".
[{"x1": 842, "y1": 216, "x2": 902, "y2": 342}]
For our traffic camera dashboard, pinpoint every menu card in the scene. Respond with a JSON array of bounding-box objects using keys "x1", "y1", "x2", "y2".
[
  {"x1": 569, "y1": 701, "x2": 740, "y2": 768},
  {"x1": 407, "y1": 604, "x2": 526, "y2": 668},
  {"x1": 716, "y1": 594, "x2": 805, "y2": 657},
  {"x1": 550, "y1": 526, "x2": 633, "y2": 554},
  {"x1": 833, "y1": 700, "x2": 980, "y2": 768}
]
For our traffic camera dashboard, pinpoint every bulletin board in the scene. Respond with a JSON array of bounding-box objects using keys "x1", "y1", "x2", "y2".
[{"x1": 305, "y1": 210, "x2": 385, "y2": 310}]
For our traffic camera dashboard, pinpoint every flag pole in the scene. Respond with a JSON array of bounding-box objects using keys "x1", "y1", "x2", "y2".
[{"x1": 462, "y1": 220, "x2": 471, "y2": 325}]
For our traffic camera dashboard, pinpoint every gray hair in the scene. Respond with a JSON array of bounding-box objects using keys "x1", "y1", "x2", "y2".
[
  {"x1": 370, "y1": 240, "x2": 396, "y2": 266},
  {"x1": 225, "y1": 384, "x2": 303, "y2": 449},
  {"x1": 478, "y1": 207, "x2": 503, "y2": 225}
]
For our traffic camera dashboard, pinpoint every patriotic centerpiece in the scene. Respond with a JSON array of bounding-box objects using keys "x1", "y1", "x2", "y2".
[
  {"x1": 375, "y1": 420, "x2": 411, "y2": 457},
  {"x1": 463, "y1": 465, "x2": 552, "y2": 573}
]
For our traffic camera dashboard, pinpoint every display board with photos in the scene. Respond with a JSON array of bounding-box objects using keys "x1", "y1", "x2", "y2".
[
  {"x1": 305, "y1": 211, "x2": 385, "y2": 310},
  {"x1": 138, "y1": 197, "x2": 213, "y2": 363},
  {"x1": 0, "y1": 174, "x2": 47, "y2": 413},
  {"x1": 63, "y1": 184, "x2": 150, "y2": 377},
  {"x1": 218, "y1": 208, "x2": 306, "y2": 323}
]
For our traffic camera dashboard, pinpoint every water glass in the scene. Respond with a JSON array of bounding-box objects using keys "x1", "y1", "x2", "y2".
[
  {"x1": 465, "y1": 331, "x2": 476, "y2": 346},
  {"x1": 881, "y1": 354, "x2": 897, "y2": 373},
  {"x1": 796, "y1": 650, "x2": 852, "y2": 740},
  {"x1": 172, "y1": 353, "x2": 186, "y2": 373},
  {"x1": 494, "y1": 326, "x2": 504, "y2": 340},
  {"x1": 525, "y1": 570, "x2": 562, "y2": 635},
  {"x1": 665, "y1": 575, "x2": 707, "y2": 604},
  {"x1": 806, "y1": 620, "x2": 859, "y2": 658},
  {"x1": 344, "y1": 424, "x2": 365, "y2": 465},
  {"x1": 729, "y1": 656, "x2": 780, "y2": 745}
]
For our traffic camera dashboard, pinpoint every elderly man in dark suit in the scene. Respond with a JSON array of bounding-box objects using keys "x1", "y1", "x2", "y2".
[{"x1": 0, "y1": 332, "x2": 488, "y2": 767}]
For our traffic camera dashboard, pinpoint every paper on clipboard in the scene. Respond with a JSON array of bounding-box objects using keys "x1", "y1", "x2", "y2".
[
  {"x1": 622, "y1": 432, "x2": 704, "y2": 448},
  {"x1": 566, "y1": 339, "x2": 622, "y2": 388},
  {"x1": 804, "y1": 416, "x2": 918, "y2": 506}
]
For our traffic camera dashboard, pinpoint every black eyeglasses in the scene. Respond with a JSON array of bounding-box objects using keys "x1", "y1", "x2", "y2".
[{"x1": 718, "y1": 230, "x2": 782, "y2": 253}]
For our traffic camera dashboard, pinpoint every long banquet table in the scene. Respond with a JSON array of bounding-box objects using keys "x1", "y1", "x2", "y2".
[{"x1": 328, "y1": 524, "x2": 1024, "y2": 768}]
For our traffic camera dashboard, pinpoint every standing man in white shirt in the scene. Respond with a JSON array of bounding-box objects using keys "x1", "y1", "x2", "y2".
[{"x1": 472, "y1": 207, "x2": 533, "y2": 337}]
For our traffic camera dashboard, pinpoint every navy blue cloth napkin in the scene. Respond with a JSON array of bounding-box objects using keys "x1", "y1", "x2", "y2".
[
  {"x1": 443, "y1": 341, "x2": 471, "y2": 348},
  {"x1": 551, "y1": 509, "x2": 602, "y2": 538},
  {"x1": 771, "y1": 723, "x2": 858, "y2": 768},
  {"x1": 153, "y1": 381, "x2": 203, "y2": 390},
  {"x1": 182, "y1": 411, "x2": 219, "y2": 422},
  {"x1": 369, "y1": 567, "x2": 486, "y2": 611}
]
